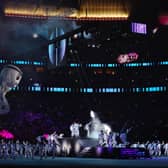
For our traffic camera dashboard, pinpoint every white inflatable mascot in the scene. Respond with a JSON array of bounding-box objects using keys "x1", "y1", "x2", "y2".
[{"x1": 0, "y1": 64, "x2": 22, "y2": 114}]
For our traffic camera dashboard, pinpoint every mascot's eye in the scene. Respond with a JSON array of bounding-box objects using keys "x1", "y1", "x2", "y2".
[{"x1": 16, "y1": 76, "x2": 20, "y2": 80}]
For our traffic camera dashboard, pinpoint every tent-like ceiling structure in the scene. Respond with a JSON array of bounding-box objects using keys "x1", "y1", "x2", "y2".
[{"x1": 3, "y1": 0, "x2": 132, "y2": 20}]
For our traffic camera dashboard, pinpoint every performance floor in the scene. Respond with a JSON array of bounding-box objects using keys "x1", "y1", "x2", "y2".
[{"x1": 0, "y1": 157, "x2": 168, "y2": 168}]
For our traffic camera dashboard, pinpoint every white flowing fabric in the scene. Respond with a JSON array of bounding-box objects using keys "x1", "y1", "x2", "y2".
[{"x1": 84, "y1": 110, "x2": 111, "y2": 139}]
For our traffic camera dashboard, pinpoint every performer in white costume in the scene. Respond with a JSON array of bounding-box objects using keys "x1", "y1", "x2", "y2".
[
  {"x1": 108, "y1": 131, "x2": 118, "y2": 147},
  {"x1": 0, "y1": 64, "x2": 22, "y2": 114},
  {"x1": 163, "y1": 142, "x2": 168, "y2": 156},
  {"x1": 155, "y1": 141, "x2": 162, "y2": 156},
  {"x1": 98, "y1": 130, "x2": 106, "y2": 146},
  {"x1": 70, "y1": 121, "x2": 82, "y2": 137}
]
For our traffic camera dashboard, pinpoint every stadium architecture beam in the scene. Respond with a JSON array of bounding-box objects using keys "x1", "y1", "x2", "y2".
[{"x1": 48, "y1": 26, "x2": 95, "y2": 46}]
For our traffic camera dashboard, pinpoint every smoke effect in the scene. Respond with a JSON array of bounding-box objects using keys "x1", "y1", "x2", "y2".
[{"x1": 0, "y1": 18, "x2": 78, "y2": 56}]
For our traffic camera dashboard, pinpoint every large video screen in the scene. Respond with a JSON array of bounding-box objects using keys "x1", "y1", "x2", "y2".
[{"x1": 131, "y1": 22, "x2": 147, "y2": 34}]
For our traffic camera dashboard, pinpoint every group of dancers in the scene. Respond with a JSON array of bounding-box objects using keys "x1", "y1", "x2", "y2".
[
  {"x1": 0, "y1": 137, "x2": 168, "y2": 160},
  {"x1": 0, "y1": 138, "x2": 68, "y2": 160},
  {"x1": 130, "y1": 140, "x2": 168, "y2": 157}
]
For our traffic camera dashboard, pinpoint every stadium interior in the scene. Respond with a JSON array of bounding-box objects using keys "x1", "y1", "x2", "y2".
[{"x1": 0, "y1": 0, "x2": 168, "y2": 167}]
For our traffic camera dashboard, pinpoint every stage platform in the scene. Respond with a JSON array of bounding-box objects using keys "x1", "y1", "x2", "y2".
[
  {"x1": 0, "y1": 156, "x2": 168, "y2": 168},
  {"x1": 57, "y1": 137, "x2": 150, "y2": 159},
  {"x1": 58, "y1": 137, "x2": 98, "y2": 147}
]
